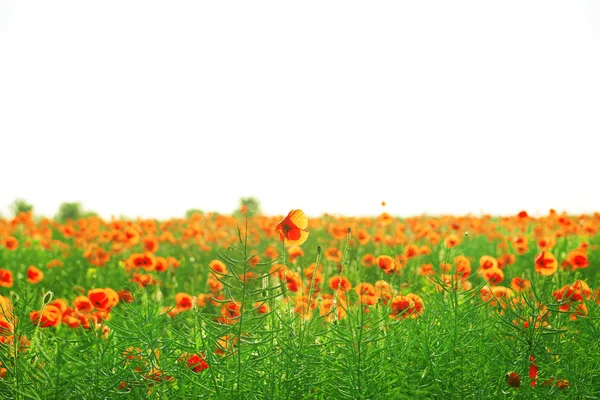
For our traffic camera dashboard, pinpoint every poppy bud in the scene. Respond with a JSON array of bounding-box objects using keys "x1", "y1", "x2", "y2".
[{"x1": 506, "y1": 371, "x2": 520, "y2": 389}]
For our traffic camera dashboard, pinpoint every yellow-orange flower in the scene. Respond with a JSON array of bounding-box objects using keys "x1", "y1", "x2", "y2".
[{"x1": 275, "y1": 209, "x2": 309, "y2": 246}]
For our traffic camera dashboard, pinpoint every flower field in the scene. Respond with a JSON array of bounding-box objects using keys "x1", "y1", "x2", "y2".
[{"x1": 1, "y1": 208, "x2": 600, "y2": 399}]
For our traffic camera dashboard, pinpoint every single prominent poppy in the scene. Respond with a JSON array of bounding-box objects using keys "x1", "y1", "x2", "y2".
[
  {"x1": 534, "y1": 252, "x2": 558, "y2": 276},
  {"x1": 275, "y1": 209, "x2": 309, "y2": 246},
  {"x1": 27, "y1": 266, "x2": 44, "y2": 284}
]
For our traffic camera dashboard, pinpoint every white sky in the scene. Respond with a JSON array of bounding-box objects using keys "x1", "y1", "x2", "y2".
[{"x1": 1, "y1": 1, "x2": 599, "y2": 219}]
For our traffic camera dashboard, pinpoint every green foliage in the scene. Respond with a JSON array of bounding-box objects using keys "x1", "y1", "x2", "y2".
[
  {"x1": 9, "y1": 199, "x2": 34, "y2": 216},
  {"x1": 185, "y1": 208, "x2": 204, "y2": 218},
  {"x1": 1, "y1": 211, "x2": 599, "y2": 398},
  {"x1": 55, "y1": 202, "x2": 84, "y2": 222},
  {"x1": 239, "y1": 197, "x2": 261, "y2": 217}
]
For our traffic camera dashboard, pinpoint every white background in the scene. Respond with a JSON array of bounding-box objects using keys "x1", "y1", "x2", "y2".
[{"x1": 1, "y1": 1, "x2": 599, "y2": 219}]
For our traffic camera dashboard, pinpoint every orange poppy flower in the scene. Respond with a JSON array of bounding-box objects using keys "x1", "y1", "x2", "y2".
[
  {"x1": 207, "y1": 277, "x2": 224, "y2": 293},
  {"x1": 154, "y1": 257, "x2": 168, "y2": 272},
  {"x1": 361, "y1": 253, "x2": 376, "y2": 267},
  {"x1": 50, "y1": 298, "x2": 68, "y2": 313},
  {"x1": 444, "y1": 234, "x2": 461, "y2": 248},
  {"x1": 419, "y1": 263, "x2": 434, "y2": 277},
  {"x1": 354, "y1": 282, "x2": 376, "y2": 297},
  {"x1": 497, "y1": 253, "x2": 516, "y2": 269},
  {"x1": 287, "y1": 245, "x2": 304, "y2": 263},
  {"x1": 46, "y1": 259, "x2": 64, "y2": 268},
  {"x1": 510, "y1": 277, "x2": 531, "y2": 292},
  {"x1": 329, "y1": 275, "x2": 352, "y2": 292},
  {"x1": 390, "y1": 294, "x2": 424, "y2": 319},
  {"x1": 537, "y1": 236, "x2": 555, "y2": 251},
  {"x1": 175, "y1": 292, "x2": 194, "y2": 311},
  {"x1": 129, "y1": 253, "x2": 156, "y2": 271},
  {"x1": 0, "y1": 296, "x2": 15, "y2": 335},
  {"x1": 254, "y1": 301, "x2": 269, "y2": 314},
  {"x1": 376, "y1": 255, "x2": 395, "y2": 274},
  {"x1": 275, "y1": 209, "x2": 309, "y2": 246},
  {"x1": 534, "y1": 252, "x2": 558, "y2": 276},
  {"x1": 324, "y1": 247, "x2": 342, "y2": 263},
  {"x1": 403, "y1": 244, "x2": 419, "y2": 259},
  {"x1": 142, "y1": 236, "x2": 159, "y2": 253},
  {"x1": 564, "y1": 250, "x2": 589, "y2": 270},
  {"x1": 319, "y1": 298, "x2": 346, "y2": 322},
  {"x1": 479, "y1": 256, "x2": 498, "y2": 270},
  {"x1": 263, "y1": 246, "x2": 279, "y2": 259},
  {"x1": 74, "y1": 296, "x2": 94, "y2": 313},
  {"x1": 3, "y1": 236, "x2": 18, "y2": 251},
  {"x1": 104, "y1": 287, "x2": 120, "y2": 307},
  {"x1": 118, "y1": 290, "x2": 134, "y2": 303},
  {"x1": 356, "y1": 230, "x2": 371, "y2": 245},
  {"x1": 0, "y1": 269, "x2": 13, "y2": 288},
  {"x1": 26, "y1": 266, "x2": 44, "y2": 284},
  {"x1": 285, "y1": 270, "x2": 303, "y2": 293},
  {"x1": 209, "y1": 260, "x2": 228, "y2": 276},
  {"x1": 482, "y1": 268, "x2": 504, "y2": 285},
  {"x1": 30, "y1": 304, "x2": 62, "y2": 328},
  {"x1": 88, "y1": 289, "x2": 111, "y2": 310}
]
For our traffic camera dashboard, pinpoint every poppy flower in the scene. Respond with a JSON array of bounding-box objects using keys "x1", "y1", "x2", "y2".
[
  {"x1": 275, "y1": 209, "x2": 309, "y2": 246},
  {"x1": 74, "y1": 296, "x2": 94, "y2": 313},
  {"x1": 497, "y1": 253, "x2": 516, "y2": 268},
  {"x1": 287, "y1": 246, "x2": 304, "y2": 263},
  {"x1": 510, "y1": 277, "x2": 531, "y2": 292},
  {"x1": 88, "y1": 289, "x2": 111, "y2": 310},
  {"x1": 104, "y1": 288, "x2": 120, "y2": 307},
  {"x1": 118, "y1": 290, "x2": 134, "y2": 303},
  {"x1": 454, "y1": 256, "x2": 471, "y2": 280},
  {"x1": 534, "y1": 252, "x2": 558, "y2": 276},
  {"x1": 50, "y1": 298, "x2": 68, "y2": 313},
  {"x1": 175, "y1": 292, "x2": 194, "y2": 311},
  {"x1": 263, "y1": 246, "x2": 279, "y2": 259},
  {"x1": 564, "y1": 250, "x2": 589, "y2": 270},
  {"x1": 209, "y1": 260, "x2": 228, "y2": 276},
  {"x1": 0, "y1": 269, "x2": 13, "y2": 288},
  {"x1": 329, "y1": 275, "x2": 352, "y2": 292},
  {"x1": 506, "y1": 371, "x2": 520, "y2": 389},
  {"x1": 319, "y1": 298, "x2": 346, "y2": 322},
  {"x1": 361, "y1": 253, "x2": 376, "y2": 267},
  {"x1": 479, "y1": 256, "x2": 498, "y2": 271},
  {"x1": 389, "y1": 295, "x2": 413, "y2": 319},
  {"x1": 529, "y1": 355, "x2": 538, "y2": 387},
  {"x1": 443, "y1": 234, "x2": 461, "y2": 248},
  {"x1": 324, "y1": 247, "x2": 342, "y2": 263},
  {"x1": 3, "y1": 236, "x2": 18, "y2": 251},
  {"x1": 254, "y1": 301, "x2": 269, "y2": 314},
  {"x1": 30, "y1": 305, "x2": 62, "y2": 328},
  {"x1": 420, "y1": 263, "x2": 434, "y2": 277},
  {"x1": 25, "y1": 265, "x2": 43, "y2": 284},
  {"x1": 46, "y1": 259, "x2": 64, "y2": 268},
  {"x1": 154, "y1": 257, "x2": 168, "y2": 272},
  {"x1": 285, "y1": 270, "x2": 302, "y2": 293},
  {"x1": 376, "y1": 255, "x2": 395, "y2": 274},
  {"x1": 142, "y1": 236, "x2": 159, "y2": 253},
  {"x1": 182, "y1": 353, "x2": 209, "y2": 373},
  {"x1": 129, "y1": 253, "x2": 156, "y2": 271},
  {"x1": 356, "y1": 230, "x2": 371, "y2": 245},
  {"x1": 482, "y1": 268, "x2": 504, "y2": 285}
]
